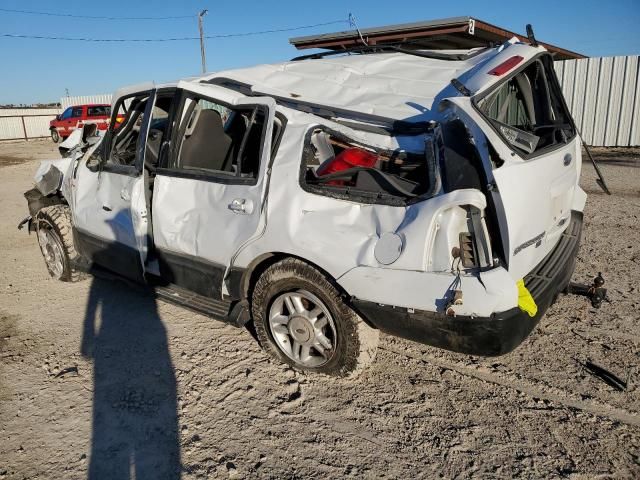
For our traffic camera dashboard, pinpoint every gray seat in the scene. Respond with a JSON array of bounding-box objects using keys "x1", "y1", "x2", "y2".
[{"x1": 180, "y1": 110, "x2": 232, "y2": 171}]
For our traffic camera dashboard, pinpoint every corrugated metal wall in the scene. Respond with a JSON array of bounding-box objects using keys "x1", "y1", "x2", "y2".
[
  {"x1": 0, "y1": 109, "x2": 62, "y2": 140},
  {"x1": 555, "y1": 56, "x2": 640, "y2": 146},
  {"x1": 61, "y1": 94, "x2": 112, "y2": 110}
]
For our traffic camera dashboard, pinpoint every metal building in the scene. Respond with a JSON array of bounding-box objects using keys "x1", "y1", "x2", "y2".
[
  {"x1": 61, "y1": 94, "x2": 112, "y2": 110},
  {"x1": 555, "y1": 56, "x2": 640, "y2": 147}
]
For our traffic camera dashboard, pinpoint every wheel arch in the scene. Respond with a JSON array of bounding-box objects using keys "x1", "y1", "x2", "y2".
[
  {"x1": 25, "y1": 188, "x2": 67, "y2": 219},
  {"x1": 235, "y1": 251, "x2": 379, "y2": 330},
  {"x1": 247, "y1": 253, "x2": 380, "y2": 376},
  {"x1": 237, "y1": 252, "x2": 351, "y2": 304}
]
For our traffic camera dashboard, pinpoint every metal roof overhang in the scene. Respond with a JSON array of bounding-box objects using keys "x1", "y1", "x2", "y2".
[{"x1": 289, "y1": 16, "x2": 585, "y2": 60}]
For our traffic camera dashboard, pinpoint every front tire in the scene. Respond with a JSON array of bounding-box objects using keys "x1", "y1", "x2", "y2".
[
  {"x1": 50, "y1": 129, "x2": 60, "y2": 143},
  {"x1": 252, "y1": 258, "x2": 379, "y2": 377},
  {"x1": 35, "y1": 205, "x2": 84, "y2": 282}
]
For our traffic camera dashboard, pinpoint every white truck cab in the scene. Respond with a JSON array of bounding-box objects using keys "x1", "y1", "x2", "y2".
[{"x1": 22, "y1": 39, "x2": 586, "y2": 376}]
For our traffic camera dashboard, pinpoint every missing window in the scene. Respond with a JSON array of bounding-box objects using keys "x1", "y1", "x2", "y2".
[
  {"x1": 301, "y1": 127, "x2": 438, "y2": 205},
  {"x1": 105, "y1": 94, "x2": 150, "y2": 167},
  {"x1": 477, "y1": 57, "x2": 575, "y2": 156},
  {"x1": 170, "y1": 96, "x2": 266, "y2": 180}
]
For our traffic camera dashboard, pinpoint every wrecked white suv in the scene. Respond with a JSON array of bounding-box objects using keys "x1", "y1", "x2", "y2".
[{"x1": 21, "y1": 38, "x2": 586, "y2": 376}]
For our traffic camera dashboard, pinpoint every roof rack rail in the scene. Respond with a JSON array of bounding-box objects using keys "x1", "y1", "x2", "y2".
[{"x1": 290, "y1": 44, "x2": 490, "y2": 62}]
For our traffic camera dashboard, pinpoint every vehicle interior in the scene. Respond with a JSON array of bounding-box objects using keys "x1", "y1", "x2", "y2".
[
  {"x1": 97, "y1": 90, "x2": 283, "y2": 182},
  {"x1": 170, "y1": 97, "x2": 266, "y2": 178},
  {"x1": 144, "y1": 95, "x2": 174, "y2": 171},
  {"x1": 302, "y1": 127, "x2": 437, "y2": 204},
  {"x1": 477, "y1": 58, "x2": 575, "y2": 155},
  {"x1": 108, "y1": 95, "x2": 149, "y2": 167}
]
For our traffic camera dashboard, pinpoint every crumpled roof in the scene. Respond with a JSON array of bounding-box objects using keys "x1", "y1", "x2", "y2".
[{"x1": 201, "y1": 50, "x2": 496, "y2": 123}]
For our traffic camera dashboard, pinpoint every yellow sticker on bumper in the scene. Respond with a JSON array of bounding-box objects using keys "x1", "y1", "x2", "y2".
[{"x1": 516, "y1": 279, "x2": 538, "y2": 318}]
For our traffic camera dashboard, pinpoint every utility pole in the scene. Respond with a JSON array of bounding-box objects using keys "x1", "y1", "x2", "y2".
[{"x1": 198, "y1": 9, "x2": 208, "y2": 74}]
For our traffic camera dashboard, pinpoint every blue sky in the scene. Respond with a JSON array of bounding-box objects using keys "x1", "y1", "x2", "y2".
[{"x1": 0, "y1": 0, "x2": 638, "y2": 104}]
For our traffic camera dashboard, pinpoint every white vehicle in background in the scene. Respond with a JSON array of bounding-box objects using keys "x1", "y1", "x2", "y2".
[{"x1": 20, "y1": 37, "x2": 591, "y2": 377}]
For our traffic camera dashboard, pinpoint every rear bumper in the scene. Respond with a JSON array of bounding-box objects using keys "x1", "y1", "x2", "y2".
[{"x1": 354, "y1": 211, "x2": 583, "y2": 356}]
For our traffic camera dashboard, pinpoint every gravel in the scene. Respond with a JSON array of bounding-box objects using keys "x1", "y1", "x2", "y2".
[{"x1": 0, "y1": 139, "x2": 638, "y2": 478}]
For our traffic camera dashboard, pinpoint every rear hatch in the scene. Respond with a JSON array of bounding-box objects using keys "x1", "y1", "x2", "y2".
[{"x1": 472, "y1": 51, "x2": 581, "y2": 280}]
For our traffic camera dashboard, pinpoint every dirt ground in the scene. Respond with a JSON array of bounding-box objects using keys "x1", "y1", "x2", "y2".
[{"x1": 0, "y1": 138, "x2": 639, "y2": 479}]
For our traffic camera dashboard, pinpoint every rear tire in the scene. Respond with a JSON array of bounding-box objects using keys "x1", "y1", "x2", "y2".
[
  {"x1": 251, "y1": 258, "x2": 379, "y2": 377},
  {"x1": 50, "y1": 129, "x2": 60, "y2": 143},
  {"x1": 35, "y1": 205, "x2": 85, "y2": 282}
]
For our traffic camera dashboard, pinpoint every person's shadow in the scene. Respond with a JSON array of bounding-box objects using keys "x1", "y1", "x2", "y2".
[{"x1": 80, "y1": 236, "x2": 180, "y2": 479}]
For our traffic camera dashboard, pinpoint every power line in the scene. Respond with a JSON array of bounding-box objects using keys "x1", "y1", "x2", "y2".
[
  {"x1": 0, "y1": 7, "x2": 194, "y2": 20},
  {"x1": 0, "y1": 20, "x2": 348, "y2": 42}
]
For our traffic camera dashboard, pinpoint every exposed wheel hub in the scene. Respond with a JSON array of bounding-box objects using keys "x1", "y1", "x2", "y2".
[{"x1": 288, "y1": 316, "x2": 314, "y2": 344}]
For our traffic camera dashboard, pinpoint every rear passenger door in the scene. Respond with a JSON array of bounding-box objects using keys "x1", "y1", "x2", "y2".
[{"x1": 151, "y1": 82, "x2": 275, "y2": 299}]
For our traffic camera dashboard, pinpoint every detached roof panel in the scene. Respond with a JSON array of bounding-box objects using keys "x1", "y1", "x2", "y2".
[
  {"x1": 289, "y1": 17, "x2": 584, "y2": 60},
  {"x1": 290, "y1": 16, "x2": 473, "y2": 44}
]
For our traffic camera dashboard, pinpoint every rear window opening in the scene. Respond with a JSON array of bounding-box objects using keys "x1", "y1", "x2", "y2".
[
  {"x1": 476, "y1": 56, "x2": 575, "y2": 156},
  {"x1": 300, "y1": 127, "x2": 438, "y2": 205}
]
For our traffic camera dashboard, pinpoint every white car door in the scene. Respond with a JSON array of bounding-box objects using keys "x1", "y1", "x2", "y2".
[
  {"x1": 71, "y1": 88, "x2": 154, "y2": 282},
  {"x1": 151, "y1": 82, "x2": 275, "y2": 298}
]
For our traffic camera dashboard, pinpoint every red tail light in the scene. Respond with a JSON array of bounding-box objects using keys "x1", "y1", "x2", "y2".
[
  {"x1": 316, "y1": 147, "x2": 378, "y2": 185},
  {"x1": 488, "y1": 55, "x2": 524, "y2": 76},
  {"x1": 317, "y1": 148, "x2": 378, "y2": 176}
]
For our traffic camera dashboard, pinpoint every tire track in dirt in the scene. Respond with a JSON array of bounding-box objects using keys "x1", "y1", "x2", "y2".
[{"x1": 381, "y1": 345, "x2": 640, "y2": 427}]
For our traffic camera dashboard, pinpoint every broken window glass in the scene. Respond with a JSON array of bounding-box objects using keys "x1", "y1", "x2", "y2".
[
  {"x1": 301, "y1": 128, "x2": 437, "y2": 205},
  {"x1": 477, "y1": 58, "x2": 575, "y2": 156}
]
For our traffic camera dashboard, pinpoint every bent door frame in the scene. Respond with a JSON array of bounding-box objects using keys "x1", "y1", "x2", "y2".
[
  {"x1": 72, "y1": 88, "x2": 157, "y2": 282},
  {"x1": 150, "y1": 82, "x2": 276, "y2": 299}
]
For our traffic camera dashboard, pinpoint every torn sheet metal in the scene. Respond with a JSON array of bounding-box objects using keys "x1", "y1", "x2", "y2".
[
  {"x1": 58, "y1": 129, "x2": 83, "y2": 153},
  {"x1": 34, "y1": 158, "x2": 73, "y2": 196},
  {"x1": 230, "y1": 112, "x2": 513, "y2": 315}
]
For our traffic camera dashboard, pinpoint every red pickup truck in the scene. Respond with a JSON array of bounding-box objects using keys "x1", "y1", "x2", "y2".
[{"x1": 50, "y1": 104, "x2": 113, "y2": 143}]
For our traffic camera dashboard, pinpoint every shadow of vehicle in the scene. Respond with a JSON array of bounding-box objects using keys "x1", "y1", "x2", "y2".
[{"x1": 80, "y1": 249, "x2": 180, "y2": 479}]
